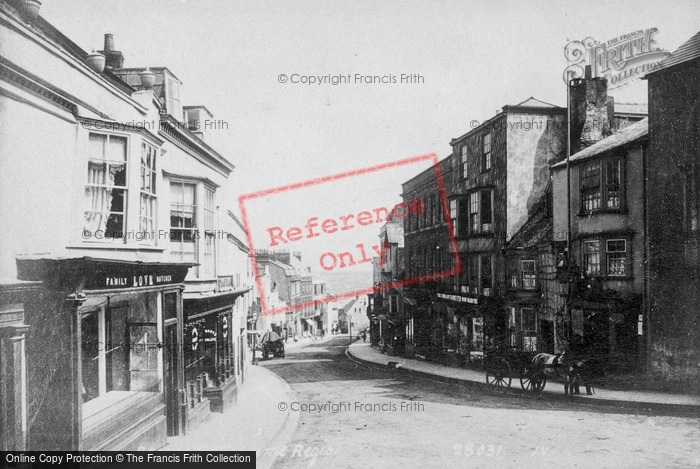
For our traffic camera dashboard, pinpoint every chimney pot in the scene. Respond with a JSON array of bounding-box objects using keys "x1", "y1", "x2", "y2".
[{"x1": 104, "y1": 34, "x2": 115, "y2": 52}]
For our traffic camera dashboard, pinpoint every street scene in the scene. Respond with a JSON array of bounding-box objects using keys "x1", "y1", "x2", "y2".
[{"x1": 1, "y1": 1, "x2": 700, "y2": 468}]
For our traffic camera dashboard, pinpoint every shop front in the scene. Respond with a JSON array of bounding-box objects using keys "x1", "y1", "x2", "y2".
[
  {"x1": 569, "y1": 295, "x2": 641, "y2": 371},
  {"x1": 0, "y1": 281, "x2": 38, "y2": 451},
  {"x1": 15, "y1": 256, "x2": 192, "y2": 451},
  {"x1": 183, "y1": 287, "x2": 249, "y2": 423}
]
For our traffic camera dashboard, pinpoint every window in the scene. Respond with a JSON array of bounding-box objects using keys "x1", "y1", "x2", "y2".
[
  {"x1": 482, "y1": 132, "x2": 492, "y2": 171},
  {"x1": 508, "y1": 260, "x2": 519, "y2": 289},
  {"x1": 468, "y1": 256, "x2": 479, "y2": 294},
  {"x1": 84, "y1": 134, "x2": 128, "y2": 239},
  {"x1": 583, "y1": 240, "x2": 600, "y2": 275},
  {"x1": 139, "y1": 143, "x2": 157, "y2": 242},
  {"x1": 170, "y1": 182, "x2": 197, "y2": 262},
  {"x1": 460, "y1": 144, "x2": 468, "y2": 179},
  {"x1": 450, "y1": 199, "x2": 458, "y2": 237},
  {"x1": 606, "y1": 239, "x2": 626, "y2": 276},
  {"x1": 480, "y1": 189, "x2": 492, "y2": 232},
  {"x1": 203, "y1": 187, "x2": 216, "y2": 277},
  {"x1": 469, "y1": 192, "x2": 479, "y2": 233},
  {"x1": 521, "y1": 308, "x2": 538, "y2": 351},
  {"x1": 480, "y1": 255, "x2": 492, "y2": 295},
  {"x1": 581, "y1": 161, "x2": 601, "y2": 212},
  {"x1": 430, "y1": 194, "x2": 437, "y2": 225},
  {"x1": 522, "y1": 260, "x2": 536, "y2": 289},
  {"x1": 605, "y1": 160, "x2": 621, "y2": 209},
  {"x1": 581, "y1": 157, "x2": 624, "y2": 213}
]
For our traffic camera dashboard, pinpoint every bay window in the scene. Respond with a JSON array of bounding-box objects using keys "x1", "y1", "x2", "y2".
[
  {"x1": 84, "y1": 133, "x2": 128, "y2": 239},
  {"x1": 203, "y1": 187, "x2": 216, "y2": 277},
  {"x1": 139, "y1": 142, "x2": 157, "y2": 242},
  {"x1": 170, "y1": 182, "x2": 197, "y2": 262}
]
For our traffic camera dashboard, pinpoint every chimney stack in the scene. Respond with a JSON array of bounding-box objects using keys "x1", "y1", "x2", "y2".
[
  {"x1": 570, "y1": 71, "x2": 613, "y2": 154},
  {"x1": 99, "y1": 33, "x2": 124, "y2": 69}
]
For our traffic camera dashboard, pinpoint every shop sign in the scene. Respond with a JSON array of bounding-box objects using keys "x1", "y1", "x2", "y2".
[
  {"x1": 564, "y1": 28, "x2": 670, "y2": 89},
  {"x1": 217, "y1": 275, "x2": 234, "y2": 292},
  {"x1": 437, "y1": 293, "x2": 478, "y2": 304}
]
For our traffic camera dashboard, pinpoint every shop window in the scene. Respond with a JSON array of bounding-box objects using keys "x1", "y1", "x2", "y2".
[
  {"x1": 139, "y1": 142, "x2": 157, "y2": 242},
  {"x1": 521, "y1": 260, "x2": 536, "y2": 289},
  {"x1": 482, "y1": 132, "x2": 492, "y2": 171},
  {"x1": 80, "y1": 293, "x2": 161, "y2": 441},
  {"x1": 606, "y1": 239, "x2": 627, "y2": 276},
  {"x1": 460, "y1": 144, "x2": 468, "y2": 179},
  {"x1": 84, "y1": 133, "x2": 128, "y2": 240},
  {"x1": 170, "y1": 182, "x2": 197, "y2": 262},
  {"x1": 583, "y1": 240, "x2": 600, "y2": 275}
]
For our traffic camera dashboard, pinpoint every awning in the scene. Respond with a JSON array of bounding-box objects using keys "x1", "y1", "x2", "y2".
[{"x1": 304, "y1": 319, "x2": 315, "y2": 327}]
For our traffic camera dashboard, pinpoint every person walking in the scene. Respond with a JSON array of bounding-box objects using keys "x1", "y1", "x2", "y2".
[{"x1": 361, "y1": 330, "x2": 367, "y2": 342}]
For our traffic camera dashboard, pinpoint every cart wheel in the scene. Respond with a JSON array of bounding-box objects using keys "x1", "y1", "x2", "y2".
[
  {"x1": 485, "y1": 358, "x2": 512, "y2": 389},
  {"x1": 520, "y1": 367, "x2": 547, "y2": 392}
]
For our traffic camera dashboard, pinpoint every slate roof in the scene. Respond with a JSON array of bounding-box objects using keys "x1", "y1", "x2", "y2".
[
  {"x1": 551, "y1": 118, "x2": 648, "y2": 169},
  {"x1": 506, "y1": 204, "x2": 552, "y2": 250},
  {"x1": 653, "y1": 30, "x2": 700, "y2": 72}
]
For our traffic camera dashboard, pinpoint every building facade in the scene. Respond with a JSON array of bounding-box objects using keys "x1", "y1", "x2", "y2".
[
  {"x1": 0, "y1": 4, "x2": 244, "y2": 450},
  {"x1": 645, "y1": 31, "x2": 700, "y2": 386}
]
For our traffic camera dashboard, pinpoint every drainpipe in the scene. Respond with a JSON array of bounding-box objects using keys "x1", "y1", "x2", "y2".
[{"x1": 642, "y1": 144, "x2": 651, "y2": 372}]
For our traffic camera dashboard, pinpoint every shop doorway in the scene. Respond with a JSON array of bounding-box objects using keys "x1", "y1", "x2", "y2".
[
  {"x1": 163, "y1": 322, "x2": 180, "y2": 436},
  {"x1": 540, "y1": 320, "x2": 554, "y2": 353}
]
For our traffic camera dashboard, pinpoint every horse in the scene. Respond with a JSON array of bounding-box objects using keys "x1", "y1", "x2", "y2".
[
  {"x1": 530, "y1": 352, "x2": 580, "y2": 396},
  {"x1": 568, "y1": 355, "x2": 605, "y2": 395}
]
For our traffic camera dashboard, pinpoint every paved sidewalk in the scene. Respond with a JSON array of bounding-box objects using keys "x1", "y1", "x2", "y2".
[
  {"x1": 162, "y1": 364, "x2": 299, "y2": 469},
  {"x1": 348, "y1": 342, "x2": 700, "y2": 411}
]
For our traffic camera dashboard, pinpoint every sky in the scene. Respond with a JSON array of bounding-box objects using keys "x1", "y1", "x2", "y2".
[{"x1": 41, "y1": 0, "x2": 700, "y2": 274}]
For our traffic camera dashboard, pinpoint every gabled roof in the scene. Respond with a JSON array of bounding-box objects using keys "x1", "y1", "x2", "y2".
[
  {"x1": 652, "y1": 30, "x2": 700, "y2": 72},
  {"x1": 551, "y1": 118, "x2": 648, "y2": 169},
  {"x1": 510, "y1": 97, "x2": 560, "y2": 108}
]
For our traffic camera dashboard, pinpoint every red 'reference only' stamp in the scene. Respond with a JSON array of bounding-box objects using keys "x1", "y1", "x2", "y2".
[{"x1": 238, "y1": 153, "x2": 459, "y2": 316}]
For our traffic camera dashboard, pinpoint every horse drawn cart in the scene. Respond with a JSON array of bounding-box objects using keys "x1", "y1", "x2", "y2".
[
  {"x1": 482, "y1": 345, "x2": 539, "y2": 390},
  {"x1": 485, "y1": 346, "x2": 597, "y2": 396}
]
